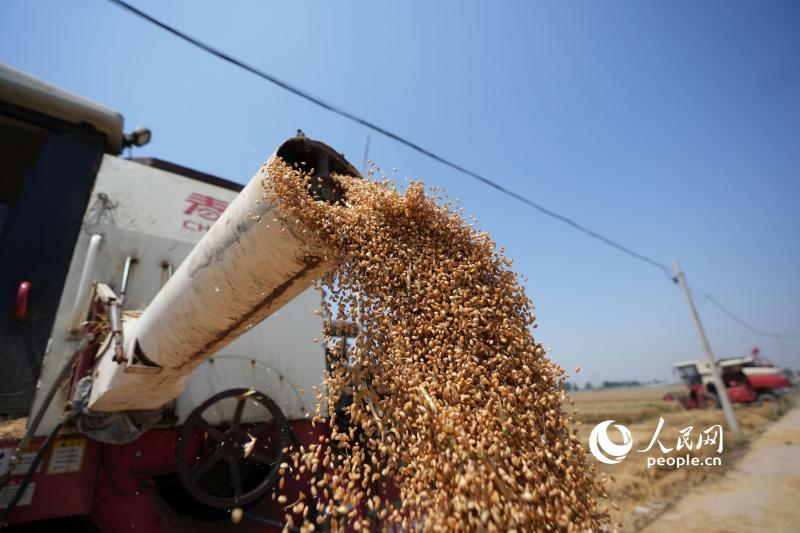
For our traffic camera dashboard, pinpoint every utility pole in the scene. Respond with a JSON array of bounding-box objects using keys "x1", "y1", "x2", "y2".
[
  {"x1": 673, "y1": 260, "x2": 743, "y2": 438},
  {"x1": 774, "y1": 334, "x2": 790, "y2": 368}
]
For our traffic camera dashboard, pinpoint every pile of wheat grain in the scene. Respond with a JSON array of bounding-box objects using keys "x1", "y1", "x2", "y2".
[{"x1": 262, "y1": 158, "x2": 608, "y2": 532}]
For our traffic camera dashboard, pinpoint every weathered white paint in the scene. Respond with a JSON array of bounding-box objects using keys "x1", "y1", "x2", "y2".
[
  {"x1": 33, "y1": 154, "x2": 328, "y2": 434},
  {"x1": 88, "y1": 151, "x2": 334, "y2": 411},
  {"x1": 131, "y1": 154, "x2": 331, "y2": 371}
]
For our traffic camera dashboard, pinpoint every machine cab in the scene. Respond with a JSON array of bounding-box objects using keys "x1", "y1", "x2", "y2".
[
  {"x1": 0, "y1": 64, "x2": 335, "y2": 530},
  {"x1": 0, "y1": 64, "x2": 120, "y2": 416}
]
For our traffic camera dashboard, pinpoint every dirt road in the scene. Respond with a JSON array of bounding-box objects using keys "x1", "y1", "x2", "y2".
[{"x1": 642, "y1": 405, "x2": 800, "y2": 533}]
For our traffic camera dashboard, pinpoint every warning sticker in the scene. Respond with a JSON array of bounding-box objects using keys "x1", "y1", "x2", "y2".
[
  {"x1": 0, "y1": 482, "x2": 35, "y2": 509},
  {"x1": 47, "y1": 438, "x2": 85, "y2": 475},
  {"x1": 0, "y1": 447, "x2": 40, "y2": 477}
]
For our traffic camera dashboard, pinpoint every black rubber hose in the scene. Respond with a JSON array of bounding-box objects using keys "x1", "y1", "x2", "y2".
[
  {"x1": 0, "y1": 413, "x2": 67, "y2": 526},
  {"x1": 0, "y1": 338, "x2": 87, "y2": 490},
  {"x1": 27, "y1": 338, "x2": 87, "y2": 436}
]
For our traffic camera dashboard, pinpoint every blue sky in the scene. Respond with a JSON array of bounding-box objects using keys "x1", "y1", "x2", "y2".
[{"x1": 2, "y1": 1, "x2": 798, "y2": 385}]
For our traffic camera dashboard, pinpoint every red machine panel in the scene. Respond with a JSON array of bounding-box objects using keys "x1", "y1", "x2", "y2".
[{"x1": 1, "y1": 435, "x2": 99, "y2": 524}]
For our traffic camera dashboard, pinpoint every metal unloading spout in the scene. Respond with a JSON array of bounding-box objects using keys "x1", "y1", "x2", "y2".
[{"x1": 88, "y1": 136, "x2": 360, "y2": 412}]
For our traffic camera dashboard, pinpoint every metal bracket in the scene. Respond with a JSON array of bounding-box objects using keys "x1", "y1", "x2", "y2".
[
  {"x1": 124, "y1": 340, "x2": 163, "y2": 374},
  {"x1": 95, "y1": 283, "x2": 126, "y2": 364}
]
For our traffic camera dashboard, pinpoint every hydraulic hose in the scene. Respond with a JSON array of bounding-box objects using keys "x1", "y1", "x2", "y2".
[
  {"x1": 0, "y1": 413, "x2": 68, "y2": 526},
  {"x1": 0, "y1": 337, "x2": 87, "y2": 488},
  {"x1": 0, "y1": 337, "x2": 90, "y2": 525}
]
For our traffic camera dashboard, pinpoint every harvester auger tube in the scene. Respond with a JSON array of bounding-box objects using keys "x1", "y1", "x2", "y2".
[{"x1": 88, "y1": 135, "x2": 360, "y2": 412}]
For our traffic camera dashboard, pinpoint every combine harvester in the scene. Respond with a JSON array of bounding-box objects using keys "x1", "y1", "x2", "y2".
[
  {"x1": 0, "y1": 64, "x2": 359, "y2": 530},
  {"x1": 669, "y1": 351, "x2": 792, "y2": 409}
]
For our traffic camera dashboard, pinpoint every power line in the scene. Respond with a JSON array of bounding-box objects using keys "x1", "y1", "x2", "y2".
[
  {"x1": 695, "y1": 289, "x2": 800, "y2": 339},
  {"x1": 105, "y1": 0, "x2": 798, "y2": 341},
  {"x1": 105, "y1": 0, "x2": 673, "y2": 278}
]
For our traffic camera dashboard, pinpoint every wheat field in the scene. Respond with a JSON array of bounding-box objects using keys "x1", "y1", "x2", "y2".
[{"x1": 565, "y1": 385, "x2": 795, "y2": 530}]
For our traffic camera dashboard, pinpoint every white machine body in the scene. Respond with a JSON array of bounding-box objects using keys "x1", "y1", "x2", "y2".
[{"x1": 32, "y1": 155, "x2": 326, "y2": 435}]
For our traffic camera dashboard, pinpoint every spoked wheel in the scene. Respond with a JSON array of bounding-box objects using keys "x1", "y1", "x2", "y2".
[{"x1": 176, "y1": 388, "x2": 290, "y2": 509}]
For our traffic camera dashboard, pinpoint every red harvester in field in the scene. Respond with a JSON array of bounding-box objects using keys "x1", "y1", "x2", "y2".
[{"x1": 667, "y1": 351, "x2": 792, "y2": 409}]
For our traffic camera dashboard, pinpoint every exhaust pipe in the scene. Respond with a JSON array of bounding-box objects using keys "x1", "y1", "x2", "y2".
[{"x1": 89, "y1": 136, "x2": 359, "y2": 411}]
